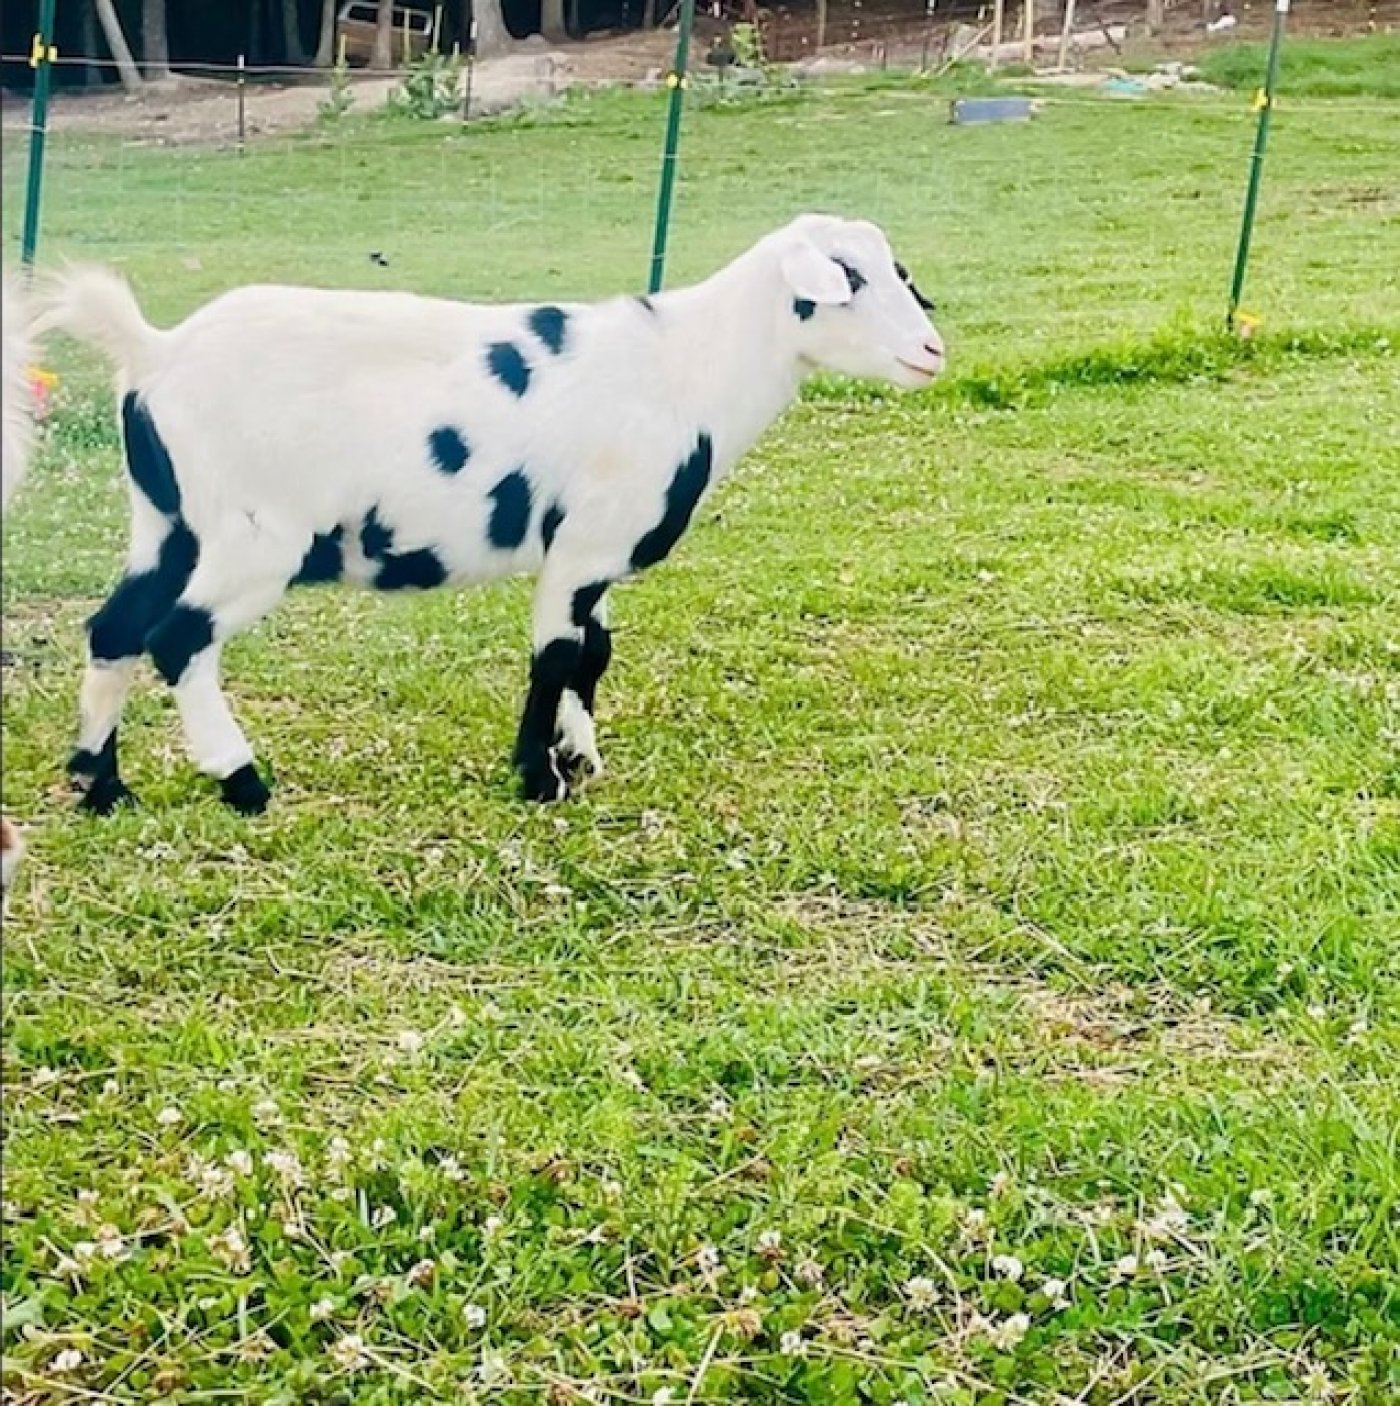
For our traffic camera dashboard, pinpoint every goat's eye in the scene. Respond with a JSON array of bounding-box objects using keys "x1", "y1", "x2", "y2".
[
  {"x1": 896, "y1": 262, "x2": 936, "y2": 313},
  {"x1": 834, "y1": 257, "x2": 867, "y2": 296}
]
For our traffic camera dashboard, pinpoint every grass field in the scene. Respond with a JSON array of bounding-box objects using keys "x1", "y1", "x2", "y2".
[{"x1": 3, "y1": 63, "x2": 1399, "y2": 1405}]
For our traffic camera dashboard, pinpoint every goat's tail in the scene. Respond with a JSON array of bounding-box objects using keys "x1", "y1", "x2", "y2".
[
  {"x1": 35, "y1": 265, "x2": 166, "y2": 386},
  {"x1": 2, "y1": 273, "x2": 39, "y2": 507}
]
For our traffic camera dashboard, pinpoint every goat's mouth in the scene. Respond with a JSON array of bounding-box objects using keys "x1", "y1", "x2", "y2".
[{"x1": 896, "y1": 355, "x2": 942, "y2": 381}]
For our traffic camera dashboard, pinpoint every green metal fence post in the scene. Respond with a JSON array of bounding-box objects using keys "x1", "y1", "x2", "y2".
[
  {"x1": 1226, "y1": 0, "x2": 1289, "y2": 331},
  {"x1": 647, "y1": 0, "x2": 696, "y2": 296},
  {"x1": 21, "y1": 0, "x2": 60, "y2": 269}
]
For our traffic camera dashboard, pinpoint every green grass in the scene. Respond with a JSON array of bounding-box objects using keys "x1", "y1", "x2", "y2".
[
  {"x1": 3, "y1": 79, "x2": 1399, "y2": 1404},
  {"x1": 1196, "y1": 33, "x2": 1400, "y2": 100}
]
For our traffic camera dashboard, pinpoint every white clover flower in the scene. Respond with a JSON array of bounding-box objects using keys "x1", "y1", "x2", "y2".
[
  {"x1": 652, "y1": 1390, "x2": 675, "y2": 1406},
  {"x1": 463, "y1": 1302, "x2": 488, "y2": 1329},
  {"x1": 211, "y1": 1225, "x2": 251, "y2": 1274},
  {"x1": 903, "y1": 1276, "x2": 939, "y2": 1310},
  {"x1": 396, "y1": 1029, "x2": 425, "y2": 1055},
  {"x1": 192, "y1": 1157, "x2": 235, "y2": 1200},
  {"x1": 757, "y1": 1229, "x2": 782, "y2": 1256},
  {"x1": 708, "y1": 1096, "x2": 732, "y2": 1121},
  {"x1": 418, "y1": 1223, "x2": 437, "y2": 1243},
  {"x1": 990, "y1": 1171, "x2": 1013, "y2": 1198},
  {"x1": 369, "y1": 1205, "x2": 396, "y2": 1231},
  {"x1": 72, "y1": 1240, "x2": 98, "y2": 1265},
  {"x1": 991, "y1": 1254, "x2": 1024, "y2": 1282},
  {"x1": 779, "y1": 1330, "x2": 806, "y2": 1357},
  {"x1": 1114, "y1": 1254, "x2": 1140, "y2": 1278},
  {"x1": 156, "y1": 1105, "x2": 183, "y2": 1128},
  {"x1": 1144, "y1": 1194, "x2": 1189, "y2": 1239},
  {"x1": 102, "y1": 1078, "x2": 120, "y2": 1097},
  {"x1": 695, "y1": 1245, "x2": 722, "y2": 1275},
  {"x1": 226, "y1": 1149, "x2": 254, "y2": 1177},
  {"x1": 252, "y1": 1098, "x2": 282, "y2": 1126},
  {"x1": 52, "y1": 1348, "x2": 84, "y2": 1372},
  {"x1": 96, "y1": 1225, "x2": 127, "y2": 1261},
  {"x1": 482, "y1": 1214, "x2": 505, "y2": 1238},
  {"x1": 264, "y1": 1149, "x2": 305, "y2": 1186},
  {"x1": 33, "y1": 1067, "x2": 60, "y2": 1089},
  {"x1": 329, "y1": 1333, "x2": 370, "y2": 1372},
  {"x1": 794, "y1": 1257, "x2": 824, "y2": 1288},
  {"x1": 477, "y1": 1350, "x2": 509, "y2": 1385},
  {"x1": 439, "y1": 1154, "x2": 466, "y2": 1183},
  {"x1": 327, "y1": 1135, "x2": 353, "y2": 1171},
  {"x1": 53, "y1": 1254, "x2": 82, "y2": 1280},
  {"x1": 77, "y1": 1189, "x2": 99, "y2": 1212},
  {"x1": 602, "y1": 1179, "x2": 623, "y2": 1201},
  {"x1": 235, "y1": 1330, "x2": 276, "y2": 1363},
  {"x1": 1145, "y1": 1248, "x2": 1169, "y2": 1273},
  {"x1": 310, "y1": 1297, "x2": 336, "y2": 1322},
  {"x1": 405, "y1": 1259, "x2": 435, "y2": 1289},
  {"x1": 991, "y1": 1312, "x2": 1030, "y2": 1350},
  {"x1": 366, "y1": 1138, "x2": 389, "y2": 1170},
  {"x1": 1041, "y1": 1277, "x2": 1069, "y2": 1308}
]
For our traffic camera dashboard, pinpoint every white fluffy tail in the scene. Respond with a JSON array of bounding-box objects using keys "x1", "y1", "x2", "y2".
[
  {"x1": 2, "y1": 273, "x2": 38, "y2": 507},
  {"x1": 36, "y1": 265, "x2": 165, "y2": 386}
]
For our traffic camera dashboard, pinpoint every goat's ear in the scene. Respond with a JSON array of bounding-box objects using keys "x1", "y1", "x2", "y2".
[{"x1": 779, "y1": 242, "x2": 853, "y2": 306}]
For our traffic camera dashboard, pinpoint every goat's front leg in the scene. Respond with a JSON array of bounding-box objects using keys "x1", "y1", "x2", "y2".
[
  {"x1": 556, "y1": 593, "x2": 611, "y2": 784},
  {"x1": 515, "y1": 558, "x2": 617, "y2": 803}
]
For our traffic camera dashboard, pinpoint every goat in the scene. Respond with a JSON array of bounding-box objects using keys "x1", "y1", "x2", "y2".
[
  {"x1": 3, "y1": 272, "x2": 45, "y2": 893},
  {"x1": 40, "y1": 214, "x2": 944, "y2": 812}
]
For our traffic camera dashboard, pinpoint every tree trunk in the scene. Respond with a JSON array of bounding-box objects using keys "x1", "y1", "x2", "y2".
[
  {"x1": 315, "y1": 0, "x2": 339, "y2": 66},
  {"x1": 82, "y1": 1, "x2": 104, "y2": 86},
  {"x1": 372, "y1": 0, "x2": 396, "y2": 67},
  {"x1": 95, "y1": 0, "x2": 145, "y2": 91},
  {"x1": 473, "y1": 0, "x2": 514, "y2": 55},
  {"x1": 142, "y1": 0, "x2": 171, "y2": 80},
  {"x1": 541, "y1": 0, "x2": 566, "y2": 41},
  {"x1": 281, "y1": 0, "x2": 308, "y2": 63},
  {"x1": 1146, "y1": 0, "x2": 1164, "y2": 33}
]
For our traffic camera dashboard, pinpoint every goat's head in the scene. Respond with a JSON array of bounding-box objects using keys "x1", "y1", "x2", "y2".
[{"x1": 776, "y1": 214, "x2": 945, "y2": 389}]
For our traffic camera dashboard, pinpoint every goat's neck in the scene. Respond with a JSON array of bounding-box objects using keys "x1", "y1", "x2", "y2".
[{"x1": 654, "y1": 257, "x2": 803, "y2": 472}]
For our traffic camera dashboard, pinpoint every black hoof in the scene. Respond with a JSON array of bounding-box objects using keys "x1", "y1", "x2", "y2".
[
  {"x1": 77, "y1": 776, "x2": 139, "y2": 816},
  {"x1": 518, "y1": 747, "x2": 569, "y2": 804},
  {"x1": 220, "y1": 764, "x2": 271, "y2": 815}
]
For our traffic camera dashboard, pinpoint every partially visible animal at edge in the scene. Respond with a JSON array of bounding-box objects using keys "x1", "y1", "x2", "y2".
[
  {"x1": 31, "y1": 214, "x2": 945, "y2": 821},
  {"x1": 2, "y1": 273, "x2": 42, "y2": 896}
]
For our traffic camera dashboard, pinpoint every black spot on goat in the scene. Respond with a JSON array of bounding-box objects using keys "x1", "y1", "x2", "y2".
[
  {"x1": 486, "y1": 341, "x2": 531, "y2": 397},
  {"x1": 631, "y1": 434, "x2": 714, "y2": 571},
  {"x1": 121, "y1": 394, "x2": 182, "y2": 517},
  {"x1": 528, "y1": 306, "x2": 569, "y2": 356},
  {"x1": 488, "y1": 471, "x2": 533, "y2": 551},
  {"x1": 429, "y1": 426, "x2": 470, "y2": 476}
]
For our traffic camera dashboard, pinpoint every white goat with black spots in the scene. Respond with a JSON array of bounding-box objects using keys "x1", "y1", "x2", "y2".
[{"x1": 40, "y1": 214, "x2": 944, "y2": 813}]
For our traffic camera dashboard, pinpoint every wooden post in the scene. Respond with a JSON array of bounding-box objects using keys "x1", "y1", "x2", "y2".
[
  {"x1": 1057, "y1": 0, "x2": 1077, "y2": 68},
  {"x1": 991, "y1": 0, "x2": 1005, "y2": 67},
  {"x1": 1023, "y1": 0, "x2": 1034, "y2": 65},
  {"x1": 237, "y1": 53, "x2": 247, "y2": 155}
]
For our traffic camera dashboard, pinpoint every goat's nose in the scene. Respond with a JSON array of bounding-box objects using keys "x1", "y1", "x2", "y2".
[{"x1": 924, "y1": 338, "x2": 945, "y2": 361}]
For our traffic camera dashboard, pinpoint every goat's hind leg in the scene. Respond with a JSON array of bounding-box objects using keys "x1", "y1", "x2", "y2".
[
  {"x1": 69, "y1": 512, "x2": 197, "y2": 814},
  {"x1": 147, "y1": 537, "x2": 300, "y2": 814}
]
